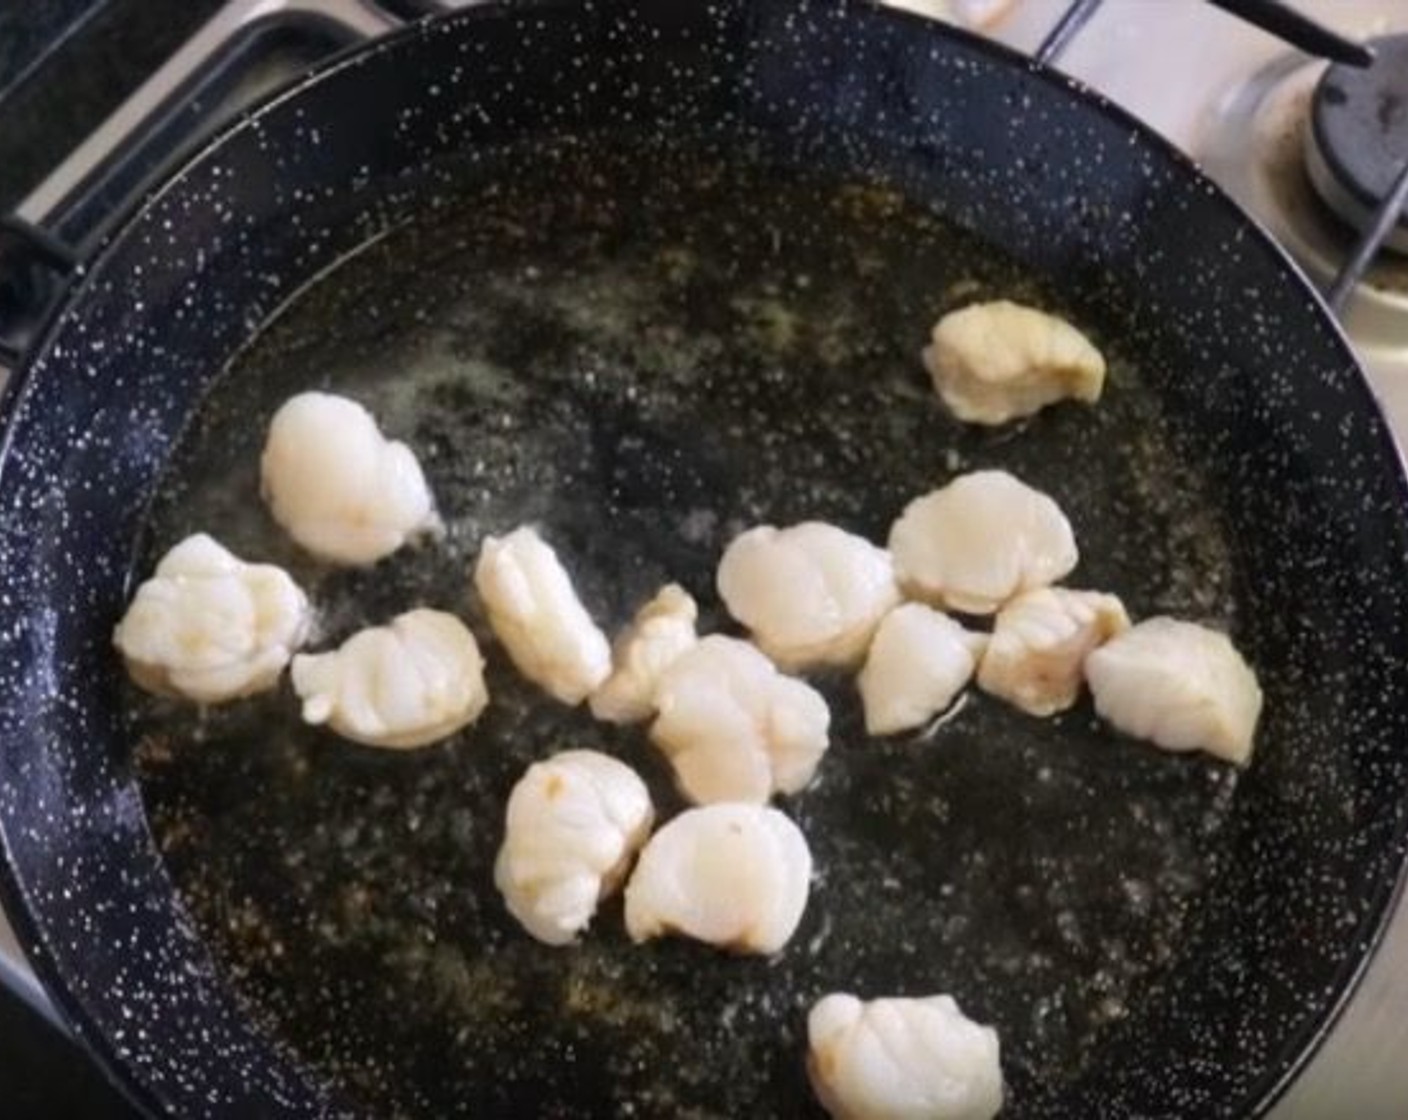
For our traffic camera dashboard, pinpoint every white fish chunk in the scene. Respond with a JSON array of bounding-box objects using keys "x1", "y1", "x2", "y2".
[
  {"x1": 650, "y1": 635, "x2": 830, "y2": 804},
  {"x1": 291, "y1": 608, "x2": 487, "y2": 749},
  {"x1": 113, "y1": 533, "x2": 310, "y2": 704},
  {"x1": 260, "y1": 391, "x2": 440, "y2": 565},
  {"x1": 1085, "y1": 616, "x2": 1263, "y2": 765},
  {"x1": 473, "y1": 526, "x2": 611, "y2": 705},
  {"x1": 494, "y1": 750, "x2": 653, "y2": 946},
  {"x1": 925, "y1": 300, "x2": 1105, "y2": 425},
  {"x1": 717, "y1": 522, "x2": 901, "y2": 670},
  {"x1": 858, "y1": 604, "x2": 987, "y2": 736},
  {"x1": 807, "y1": 993, "x2": 1003, "y2": 1120},
  {"x1": 624, "y1": 803, "x2": 811, "y2": 954},
  {"x1": 978, "y1": 588, "x2": 1129, "y2": 717},
  {"x1": 888, "y1": 470, "x2": 1077, "y2": 614},
  {"x1": 590, "y1": 584, "x2": 699, "y2": 724}
]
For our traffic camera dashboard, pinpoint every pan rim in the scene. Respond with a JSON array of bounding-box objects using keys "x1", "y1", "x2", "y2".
[{"x1": 0, "y1": 1, "x2": 1404, "y2": 1116}]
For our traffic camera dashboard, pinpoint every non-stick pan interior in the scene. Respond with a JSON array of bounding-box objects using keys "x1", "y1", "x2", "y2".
[
  {"x1": 132, "y1": 138, "x2": 1244, "y2": 1118},
  {"x1": 1, "y1": 4, "x2": 1407, "y2": 1119}
]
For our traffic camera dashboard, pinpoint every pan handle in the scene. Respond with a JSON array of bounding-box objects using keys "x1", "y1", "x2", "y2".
[
  {"x1": 1203, "y1": 0, "x2": 1373, "y2": 69},
  {"x1": 0, "y1": 0, "x2": 402, "y2": 372}
]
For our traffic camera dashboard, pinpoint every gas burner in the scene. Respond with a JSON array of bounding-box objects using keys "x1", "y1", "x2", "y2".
[
  {"x1": 1306, "y1": 34, "x2": 1408, "y2": 254},
  {"x1": 1199, "y1": 43, "x2": 1408, "y2": 428}
]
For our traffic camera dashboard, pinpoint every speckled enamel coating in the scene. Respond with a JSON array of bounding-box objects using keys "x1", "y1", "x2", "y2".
[{"x1": 0, "y1": 2, "x2": 1406, "y2": 1118}]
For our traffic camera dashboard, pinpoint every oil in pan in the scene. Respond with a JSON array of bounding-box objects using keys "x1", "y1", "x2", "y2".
[{"x1": 132, "y1": 137, "x2": 1237, "y2": 1118}]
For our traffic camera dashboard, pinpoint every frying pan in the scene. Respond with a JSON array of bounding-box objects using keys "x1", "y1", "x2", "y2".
[{"x1": 1, "y1": 1, "x2": 1407, "y2": 1116}]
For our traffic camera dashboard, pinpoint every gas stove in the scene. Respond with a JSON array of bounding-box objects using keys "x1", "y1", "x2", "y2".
[{"x1": 0, "y1": 1, "x2": 1405, "y2": 1116}]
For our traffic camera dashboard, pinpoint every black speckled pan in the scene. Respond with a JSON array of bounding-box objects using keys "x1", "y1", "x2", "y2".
[{"x1": 1, "y1": 3, "x2": 1407, "y2": 1117}]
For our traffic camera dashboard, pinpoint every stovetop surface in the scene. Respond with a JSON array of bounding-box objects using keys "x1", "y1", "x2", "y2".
[{"x1": 0, "y1": 0, "x2": 224, "y2": 212}]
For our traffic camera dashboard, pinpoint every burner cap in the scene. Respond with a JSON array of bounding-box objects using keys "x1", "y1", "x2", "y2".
[{"x1": 1306, "y1": 33, "x2": 1408, "y2": 253}]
